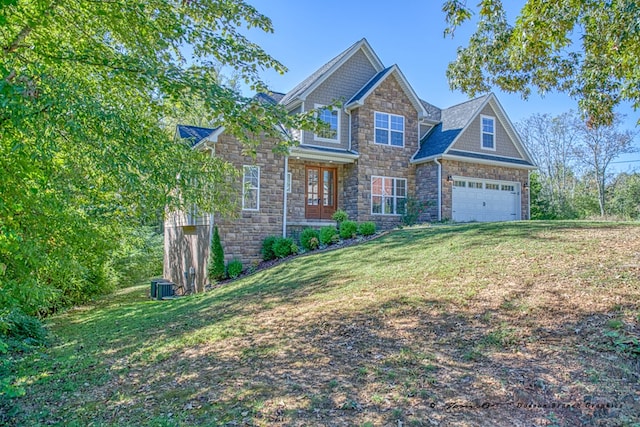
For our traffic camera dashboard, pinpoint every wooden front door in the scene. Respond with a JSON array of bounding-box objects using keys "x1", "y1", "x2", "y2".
[{"x1": 305, "y1": 167, "x2": 337, "y2": 220}]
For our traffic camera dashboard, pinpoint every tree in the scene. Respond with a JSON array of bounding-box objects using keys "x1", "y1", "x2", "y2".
[
  {"x1": 609, "y1": 173, "x2": 640, "y2": 219},
  {"x1": 517, "y1": 112, "x2": 582, "y2": 218},
  {"x1": 208, "y1": 226, "x2": 225, "y2": 282},
  {"x1": 0, "y1": 1, "x2": 321, "y2": 315},
  {"x1": 443, "y1": 0, "x2": 640, "y2": 127},
  {"x1": 573, "y1": 116, "x2": 636, "y2": 215}
]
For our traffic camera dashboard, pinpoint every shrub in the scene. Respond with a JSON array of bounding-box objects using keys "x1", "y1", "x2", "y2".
[
  {"x1": 319, "y1": 226, "x2": 338, "y2": 245},
  {"x1": 273, "y1": 237, "x2": 295, "y2": 258},
  {"x1": 300, "y1": 228, "x2": 320, "y2": 251},
  {"x1": 359, "y1": 221, "x2": 377, "y2": 236},
  {"x1": 339, "y1": 220, "x2": 358, "y2": 239},
  {"x1": 290, "y1": 242, "x2": 300, "y2": 255},
  {"x1": 330, "y1": 233, "x2": 341, "y2": 244},
  {"x1": 401, "y1": 197, "x2": 429, "y2": 226},
  {"x1": 261, "y1": 236, "x2": 278, "y2": 261},
  {"x1": 226, "y1": 259, "x2": 243, "y2": 279},
  {"x1": 0, "y1": 309, "x2": 47, "y2": 348},
  {"x1": 208, "y1": 226, "x2": 226, "y2": 281},
  {"x1": 331, "y1": 209, "x2": 348, "y2": 224}
]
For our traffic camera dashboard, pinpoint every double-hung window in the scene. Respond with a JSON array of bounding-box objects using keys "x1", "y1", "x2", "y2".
[
  {"x1": 315, "y1": 105, "x2": 339, "y2": 142},
  {"x1": 242, "y1": 165, "x2": 260, "y2": 211},
  {"x1": 371, "y1": 176, "x2": 407, "y2": 215},
  {"x1": 481, "y1": 115, "x2": 495, "y2": 150},
  {"x1": 374, "y1": 112, "x2": 404, "y2": 147}
]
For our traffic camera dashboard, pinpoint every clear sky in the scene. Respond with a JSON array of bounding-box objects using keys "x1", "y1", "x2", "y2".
[{"x1": 239, "y1": 0, "x2": 639, "y2": 172}]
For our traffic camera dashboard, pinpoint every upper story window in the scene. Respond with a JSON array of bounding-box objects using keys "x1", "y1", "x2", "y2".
[
  {"x1": 315, "y1": 105, "x2": 339, "y2": 142},
  {"x1": 242, "y1": 165, "x2": 260, "y2": 211},
  {"x1": 481, "y1": 115, "x2": 495, "y2": 150},
  {"x1": 374, "y1": 112, "x2": 404, "y2": 147}
]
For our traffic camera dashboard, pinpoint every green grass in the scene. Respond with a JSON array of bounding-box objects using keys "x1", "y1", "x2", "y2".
[{"x1": 2, "y1": 221, "x2": 640, "y2": 426}]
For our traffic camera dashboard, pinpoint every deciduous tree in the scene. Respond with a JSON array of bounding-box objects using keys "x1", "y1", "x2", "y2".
[
  {"x1": 0, "y1": 0, "x2": 318, "y2": 314},
  {"x1": 443, "y1": 0, "x2": 640, "y2": 127}
]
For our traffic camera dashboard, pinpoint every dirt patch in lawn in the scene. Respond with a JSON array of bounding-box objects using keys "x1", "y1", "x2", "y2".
[{"x1": 4, "y1": 222, "x2": 640, "y2": 426}]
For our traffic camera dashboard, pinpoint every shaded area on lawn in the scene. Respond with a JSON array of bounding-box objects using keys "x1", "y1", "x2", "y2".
[{"x1": 2, "y1": 221, "x2": 639, "y2": 426}]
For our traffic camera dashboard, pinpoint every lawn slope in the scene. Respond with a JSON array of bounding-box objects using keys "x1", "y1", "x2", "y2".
[{"x1": 2, "y1": 221, "x2": 640, "y2": 426}]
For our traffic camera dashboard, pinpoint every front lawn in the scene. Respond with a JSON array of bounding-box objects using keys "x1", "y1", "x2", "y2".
[{"x1": 2, "y1": 221, "x2": 639, "y2": 426}]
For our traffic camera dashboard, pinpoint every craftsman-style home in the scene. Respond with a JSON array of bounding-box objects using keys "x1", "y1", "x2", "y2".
[{"x1": 164, "y1": 39, "x2": 536, "y2": 291}]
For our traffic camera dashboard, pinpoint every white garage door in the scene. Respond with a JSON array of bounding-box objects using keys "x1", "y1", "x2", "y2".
[{"x1": 452, "y1": 177, "x2": 520, "y2": 222}]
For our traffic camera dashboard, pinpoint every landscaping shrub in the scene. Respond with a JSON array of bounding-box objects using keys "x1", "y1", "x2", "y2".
[
  {"x1": 359, "y1": 221, "x2": 376, "y2": 236},
  {"x1": 226, "y1": 259, "x2": 243, "y2": 279},
  {"x1": 300, "y1": 228, "x2": 320, "y2": 251},
  {"x1": 331, "y1": 209, "x2": 348, "y2": 225},
  {"x1": 273, "y1": 237, "x2": 295, "y2": 258},
  {"x1": 261, "y1": 236, "x2": 278, "y2": 261},
  {"x1": 319, "y1": 226, "x2": 338, "y2": 245},
  {"x1": 401, "y1": 197, "x2": 429, "y2": 226},
  {"x1": 208, "y1": 226, "x2": 226, "y2": 281},
  {"x1": 290, "y1": 242, "x2": 300, "y2": 255},
  {"x1": 330, "y1": 233, "x2": 341, "y2": 244},
  {"x1": 339, "y1": 220, "x2": 358, "y2": 239}
]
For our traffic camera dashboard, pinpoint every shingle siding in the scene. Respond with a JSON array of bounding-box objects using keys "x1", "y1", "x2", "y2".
[
  {"x1": 451, "y1": 104, "x2": 523, "y2": 159},
  {"x1": 302, "y1": 49, "x2": 378, "y2": 150}
]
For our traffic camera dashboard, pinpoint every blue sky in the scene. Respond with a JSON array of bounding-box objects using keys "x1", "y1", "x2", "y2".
[{"x1": 239, "y1": 0, "x2": 639, "y2": 171}]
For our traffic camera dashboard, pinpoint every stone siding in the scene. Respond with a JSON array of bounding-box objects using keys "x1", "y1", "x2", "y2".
[
  {"x1": 440, "y1": 160, "x2": 530, "y2": 220},
  {"x1": 213, "y1": 134, "x2": 286, "y2": 266},
  {"x1": 415, "y1": 162, "x2": 440, "y2": 221},
  {"x1": 347, "y1": 73, "x2": 419, "y2": 229}
]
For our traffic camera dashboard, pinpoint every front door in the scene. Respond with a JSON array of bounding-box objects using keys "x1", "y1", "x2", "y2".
[{"x1": 306, "y1": 167, "x2": 337, "y2": 220}]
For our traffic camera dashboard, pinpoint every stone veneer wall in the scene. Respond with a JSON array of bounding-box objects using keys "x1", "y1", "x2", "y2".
[
  {"x1": 440, "y1": 160, "x2": 530, "y2": 220},
  {"x1": 415, "y1": 162, "x2": 440, "y2": 222},
  {"x1": 347, "y1": 74, "x2": 419, "y2": 229},
  {"x1": 214, "y1": 134, "x2": 286, "y2": 265},
  {"x1": 286, "y1": 159, "x2": 346, "y2": 222}
]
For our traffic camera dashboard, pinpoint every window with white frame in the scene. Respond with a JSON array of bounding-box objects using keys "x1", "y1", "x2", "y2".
[
  {"x1": 242, "y1": 165, "x2": 260, "y2": 210},
  {"x1": 315, "y1": 105, "x2": 339, "y2": 142},
  {"x1": 374, "y1": 112, "x2": 404, "y2": 147},
  {"x1": 481, "y1": 115, "x2": 495, "y2": 150},
  {"x1": 371, "y1": 176, "x2": 407, "y2": 215}
]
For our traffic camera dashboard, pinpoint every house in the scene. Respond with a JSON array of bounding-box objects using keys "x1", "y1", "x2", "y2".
[{"x1": 164, "y1": 39, "x2": 536, "y2": 291}]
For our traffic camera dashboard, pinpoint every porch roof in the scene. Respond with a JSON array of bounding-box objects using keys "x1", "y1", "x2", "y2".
[{"x1": 289, "y1": 144, "x2": 359, "y2": 164}]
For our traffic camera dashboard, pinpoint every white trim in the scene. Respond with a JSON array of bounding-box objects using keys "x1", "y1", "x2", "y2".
[
  {"x1": 283, "y1": 157, "x2": 289, "y2": 237},
  {"x1": 313, "y1": 103, "x2": 340, "y2": 143},
  {"x1": 374, "y1": 111, "x2": 405, "y2": 148},
  {"x1": 411, "y1": 153, "x2": 537, "y2": 170},
  {"x1": 345, "y1": 65, "x2": 428, "y2": 117},
  {"x1": 371, "y1": 176, "x2": 407, "y2": 216},
  {"x1": 480, "y1": 114, "x2": 496, "y2": 151},
  {"x1": 290, "y1": 146, "x2": 358, "y2": 164},
  {"x1": 242, "y1": 165, "x2": 260, "y2": 211}
]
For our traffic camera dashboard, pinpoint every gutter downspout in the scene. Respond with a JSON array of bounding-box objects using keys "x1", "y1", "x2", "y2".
[
  {"x1": 345, "y1": 108, "x2": 352, "y2": 152},
  {"x1": 434, "y1": 158, "x2": 442, "y2": 222},
  {"x1": 282, "y1": 155, "x2": 289, "y2": 237}
]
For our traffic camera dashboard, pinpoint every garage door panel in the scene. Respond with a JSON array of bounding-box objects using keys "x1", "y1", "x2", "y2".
[{"x1": 452, "y1": 177, "x2": 520, "y2": 222}]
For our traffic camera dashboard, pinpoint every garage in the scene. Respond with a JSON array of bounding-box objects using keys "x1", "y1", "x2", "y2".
[{"x1": 452, "y1": 177, "x2": 520, "y2": 222}]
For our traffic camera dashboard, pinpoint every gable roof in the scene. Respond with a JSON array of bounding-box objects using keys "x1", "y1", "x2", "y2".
[
  {"x1": 278, "y1": 38, "x2": 384, "y2": 107},
  {"x1": 412, "y1": 93, "x2": 535, "y2": 167},
  {"x1": 345, "y1": 64, "x2": 429, "y2": 117},
  {"x1": 176, "y1": 125, "x2": 218, "y2": 147},
  {"x1": 420, "y1": 99, "x2": 442, "y2": 122},
  {"x1": 255, "y1": 91, "x2": 286, "y2": 105}
]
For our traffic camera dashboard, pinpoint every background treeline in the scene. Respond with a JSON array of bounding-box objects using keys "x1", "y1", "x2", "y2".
[{"x1": 518, "y1": 112, "x2": 638, "y2": 220}]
